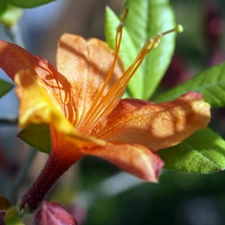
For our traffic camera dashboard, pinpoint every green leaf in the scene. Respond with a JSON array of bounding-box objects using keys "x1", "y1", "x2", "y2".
[
  {"x1": 6, "y1": 207, "x2": 24, "y2": 225},
  {"x1": 0, "y1": 78, "x2": 13, "y2": 98},
  {"x1": 0, "y1": 197, "x2": 24, "y2": 225},
  {"x1": 18, "y1": 124, "x2": 51, "y2": 154},
  {"x1": 158, "y1": 128, "x2": 225, "y2": 173},
  {"x1": 105, "y1": 0, "x2": 176, "y2": 100},
  {"x1": 0, "y1": 0, "x2": 7, "y2": 16},
  {"x1": 7, "y1": 0, "x2": 55, "y2": 8},
  {"x1": 155, "y1": 62, "x2": 225, "y2": 107},
  {"x1": 105, "y1": 7, "x2": 142, "y2": 98}
]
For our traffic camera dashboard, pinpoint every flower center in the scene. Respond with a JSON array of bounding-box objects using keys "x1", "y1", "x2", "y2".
[{"x1": 78, "y1": 9, "x2": 183, "y2": 134}]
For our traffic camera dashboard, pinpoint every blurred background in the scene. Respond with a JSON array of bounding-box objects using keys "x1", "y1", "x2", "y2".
[{"x1": 1, "y1": 0, "x2": 225, "y2": 224}]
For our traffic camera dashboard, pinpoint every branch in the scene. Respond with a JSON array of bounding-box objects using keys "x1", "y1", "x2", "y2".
[{"x1": 0, "y1": 118, "x2": 18, "y2": 126}]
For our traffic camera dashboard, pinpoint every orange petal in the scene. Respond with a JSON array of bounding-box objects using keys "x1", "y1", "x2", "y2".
[
  {"x1": 93, "y1": 92, "x2": 211, "y2": 151},
  {"x1": 56, "y1": 34, "x2": 124, "y2": 124},
  {"x1": 0, "y1": 40, "x2": 77, "y2": 123},
  {"x1": 15, "y1": 69, "x2": 104, "y2": 149},
  {"x1": 0, "y1": 40, "x2": 56, "y2": 81},
  {"x1": 80, "y1": 142, "x2": 164, "y2": 182}
]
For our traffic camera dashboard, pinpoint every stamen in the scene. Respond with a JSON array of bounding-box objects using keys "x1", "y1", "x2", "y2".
[
  {"x1": 88, "y1": 8, "x2": 129, "y2": 109},
  {"x1": 77, "y1": 9, "x2": 128, "y2": 132},
  {"x1": 120, "y1": 8, "x2": 129, "y2": 22},
  {"x1": 162, "y1": 24, "x2": 183, "y2": 36},
  {"x1": 81, "y1": 21, "x2": 183, "y2": 133}
]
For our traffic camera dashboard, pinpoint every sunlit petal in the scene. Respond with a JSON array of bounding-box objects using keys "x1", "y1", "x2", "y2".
[
  {"x1": 0, "y1": 40, "x2": 56, "y2": 81},
  {"x1": 80, "y1": 142, "x2": 164, "y2": 182},
  {"x1": 0, "y1": 40, "x2": 76, "y2": 123},
  {"x1": 94, "y1": 92, "x2": 211, "y2": 150},
  {"x1": 15, "y1": 70, "x2": 105, "y2": 149},
  {"x1": 56, "y1": 34, "x2": 124, "y2": 125}
]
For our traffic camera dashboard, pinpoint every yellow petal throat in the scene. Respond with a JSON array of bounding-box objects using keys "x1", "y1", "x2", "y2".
[{"x1": 15, "y1": 69, "x2": 105, "y2": 149}]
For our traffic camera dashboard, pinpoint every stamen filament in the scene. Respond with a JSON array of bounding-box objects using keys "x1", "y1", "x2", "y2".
[
  {"x1": 85, "y1": 45, "x2": 151, "y2": 131},
  {"x1": 80, "y1": 21, "x2": 183, "y2": 133},
  {"x1": 79, "y1": 24, "x2": 123, "y2": 130},
  {"x1": 162, "y1": 24, "x2": 183, "y2": 36},
  {"x1": 78, "y1": 10, "x2": 129, "y2": 132},
  {"x1": 120, "y1": 8, "x2": 129, "y2": 22}
]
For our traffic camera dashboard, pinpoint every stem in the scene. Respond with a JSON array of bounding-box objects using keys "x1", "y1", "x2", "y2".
[
  {"x1": 17, "y1": 153, "x2": 72, "y2": 214},
  {"x1": 0, "y1": 118, "x2": 18, "y2": 126}
]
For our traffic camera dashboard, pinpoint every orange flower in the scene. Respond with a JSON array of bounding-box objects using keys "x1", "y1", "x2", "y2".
[{"x1": 0, "y1": 22, "x2": 210, "y2": 213}]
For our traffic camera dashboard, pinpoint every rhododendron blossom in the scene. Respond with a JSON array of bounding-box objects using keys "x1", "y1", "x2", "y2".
[{"x1": 0, "y1": 19, "x2": 210, "y2": 213}]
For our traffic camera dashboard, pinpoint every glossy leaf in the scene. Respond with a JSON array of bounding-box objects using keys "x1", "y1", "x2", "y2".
[
  {"x1": 105, "y1": 7, "x2": 143, "y2": 98},
  {"x1": 7, "y1": 0, "x2": 55, "y2": 8},
  {"x1": 0, "y1": 78, "x2": 13, "y2": 98},
  {"x1": 158, "y1": 128, "x2": 225, "y2": 173},
  {"x1": 0, "y1": 0, "x2": 7, "y2": 16},
  {"x1": 18, "y1": 124, "x2": 51, "y2": 154},
  {"x1": 105, "y1": 0, "x2": 176, "y2": 100},
  {"x1": 155, "y1": 62, "x2": 225, "y2": 107}
]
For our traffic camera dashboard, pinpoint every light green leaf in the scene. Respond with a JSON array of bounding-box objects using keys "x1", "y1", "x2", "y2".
[
  {"x1": 0, "y1": 78, "x2": 14, "y2": 98},
  {"x1": 18, "y1": 124, "x2": 51, "y2": 154},
  {"x1": 105, "y1": 0, "x2": 176, "y2": 100},
  {"x1": 158, "y1": 128, "x2": 225, "y2": 173},
  {"x1": 7, "y1": 0, "x2": 55, "y2": 8},
  {"x1": 105, "y1": 7, "x2": 142, "y2": 98},
  {"x1": 155, "y1": 62, "x2": 225, "y2": 107}
]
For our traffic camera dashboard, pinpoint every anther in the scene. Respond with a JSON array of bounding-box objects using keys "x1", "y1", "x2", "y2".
[
  {"x1": 161, "y1": 24, "x2": 183, "y2": 36},
  {"x1": 120, "y1": 8, "x2": 129, "y2": 22}
]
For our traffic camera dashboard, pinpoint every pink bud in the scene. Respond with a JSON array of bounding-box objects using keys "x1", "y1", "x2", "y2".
[{"x1": 33, "y1": 201, "x2": 78, "y2": 225}]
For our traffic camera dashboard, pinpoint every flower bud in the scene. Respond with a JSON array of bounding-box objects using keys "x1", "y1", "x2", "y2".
[{"x1": 33, "y1": 201, "x2": 77, "y2": 225}]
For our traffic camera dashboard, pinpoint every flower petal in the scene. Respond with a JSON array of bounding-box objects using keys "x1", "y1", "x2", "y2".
[
  {"x1": 56, "y1": 33, "x2": 124, "y2": 123},
  {"x1": 0, "y1": 40, "x2": 77, "y2": 123},
  {"x1": 93, "y1": 92, "x2": 211, "y2": 151},
  {"x1": 15, "y1": 69, "x2": 104, "y2": 148},
  {"x1": 80, "y1": 142, "x2": 164, "y2": 182},
  {"x1": 0, "y1": 40, "x2": 56, "y2": 81}
]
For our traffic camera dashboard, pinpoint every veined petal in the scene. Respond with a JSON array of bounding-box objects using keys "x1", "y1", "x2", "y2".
[
  {"x1": 0, "y1": 40, "x2": 56, "y2": 81},
  {"x1": 15, "y1": 70, "x2": 105, "y2": 149},
  {"x1": 93, "y1": 92, "x2": 211, "y2": 151},
  {"x1": 0, "y1": 40, "x2": 74, "y2": 122},
  {"x1": 80, "y1": 142, "x2": 164, "y2": 182},
  {"x1": 56, "y1": 33, "x2": 124, "y2": 125}
]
